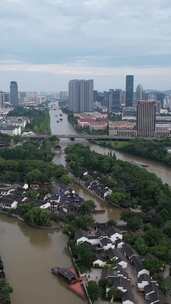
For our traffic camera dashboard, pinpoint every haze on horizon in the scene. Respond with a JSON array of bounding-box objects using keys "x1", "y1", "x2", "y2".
[{"x1": 0, "y1": 0, "x2": 171, "y2": 91}]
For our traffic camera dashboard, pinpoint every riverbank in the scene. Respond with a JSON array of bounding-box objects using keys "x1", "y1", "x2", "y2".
[
  {"x1": 65, "y1": 144, "x2": 171, "y2": 294},
  {"x1": 0, "y1": 210, "x2": 62, "y2": 232},
  {"x1": 95, "y1": 138, "x2": 171, "y2": 167},
  {"x1": 0, "y1": 214, "x2": 84, "y2": 304},
  {"x1": 49, "y1": 103, "x2": 171, "y2": 302},
  {"x1": 0, "y1": 181, "x2": 97, "y2": 303},
  {"x1": 71, "y1": 171, "x2": 121, "y2": 210},
  {"x1": 0, "y1": 256, "x2": 12, "y2": 304},
  {"x1": 0, "y1": 106, "x2": 68, "y2": 302},
  {"x1": 64, "y1": 107, "x2": 171, "y2": 167},
  {"x1": 1, "y1": 102, "x2": 169, "y2": 304}
]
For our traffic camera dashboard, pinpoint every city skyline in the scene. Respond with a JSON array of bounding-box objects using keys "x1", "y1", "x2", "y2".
[
  {"x1": 1, "y1": 75, "x2": 171, "y2": 94},
  {"x1": 0, "y1": 0, "x2": 171, "y2": 90}
]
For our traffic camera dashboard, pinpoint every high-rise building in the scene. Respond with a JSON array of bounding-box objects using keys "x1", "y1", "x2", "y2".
[
  {"x1": 136, "y1": 84, "x2": 144, "y2": 102},
  {"x1": 0, "y1": 92, "x2": 5, "y2": 108},
  {"x1": 10, "y1": 81, "x2": 19, "y2": 106},
  {"x1": 147, "y1": 91, "x2": 165, "y2": 108},
  {"x1": 69, "y1": 79, "x2": 93, "y2": 113},
  {"x1": 69, "y1": 80, "x2": 81, "y2": 112},
  {"x1": 126, "y1": 75, "x2": 134, "y2": 107},
  {"x1": 0, "y1": 92, "x2": 10, "y2": 107},
  {"x1": 19, "y1": 92, "x2": 26, "y2": 104},
  {"x1": 109, "y1": 89, "x2": 122, "y2": 113},
  {"x1": 137, "y1": 101, "x2": 156, "y2": 137},
  {"x1": 59, "y1": 91, "x2": 68, "y2": 101},
  {"x1": 103, "y1": 91, "x2": 110, "y2": 108}
]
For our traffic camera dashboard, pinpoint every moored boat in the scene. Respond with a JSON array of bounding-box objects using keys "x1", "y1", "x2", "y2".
[
  {"x1": 51, "y1": 267, "x2": 77, "y2": 284},
  {"x1": 51, "y1": 267, "x2": 86, "y2": 299}
]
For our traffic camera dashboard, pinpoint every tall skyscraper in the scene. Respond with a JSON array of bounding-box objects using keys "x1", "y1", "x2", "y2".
[
  {"x1": 0, "y1": 92, "x2": 5, "y2": 108},
  {"x1": 136, "y1": 84, "x2": 144, "y2": 101},
  {"x1": 126, "y1": 75, "x2": 134, "y2": 107},
  {"x1": 69, "y1": 80, "x2": 80, "y2": 112},
  {"x1": 69, "y1": 79, "x2": 93, "y2": 113},
  {"x1": 109, "y1": 89, "x2": 122, "y2": 113},
  {"x1": 10, "y1": 81, "x2": 19, "y2": 106},
  {"x1": 0, "y1": 92, "x2": 9, "y2": 108},
  {"x1": 137, "y1": 101, "x2": 156, "y2": 137}
]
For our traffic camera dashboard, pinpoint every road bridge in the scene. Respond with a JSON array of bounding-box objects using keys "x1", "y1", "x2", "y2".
[{"x1": 21, "y1": 134, "x2": 164, "y2": 141}]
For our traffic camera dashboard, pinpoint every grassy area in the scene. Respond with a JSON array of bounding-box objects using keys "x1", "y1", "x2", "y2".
[
  {"x1": 8, "y1": 106, "x2": 51, "y2": 135},
  {"x1": 26, "y1": 109, "x2": 51, "y2": 134},
  {"x1": 110, "y1": 141, "x2": 130, "y2": 149},
  {"x1": 96, "y1": 140, "x2": 130, "y2": 150}
]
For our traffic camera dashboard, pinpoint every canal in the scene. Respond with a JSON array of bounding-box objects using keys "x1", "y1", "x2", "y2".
[
  {"x1": 51, "y1": 103, "x2": 171, "y2": 187},
  {"x1": 0, "y1": 102, "x2": 171, "y2": 304},
  {"x1": 0, "y1": 215, "x2": 84, "y2": 304}
]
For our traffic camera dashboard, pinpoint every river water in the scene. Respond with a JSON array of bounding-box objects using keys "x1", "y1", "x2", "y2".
[
  {"x1": 50, "y1": 104, "x2": 171, "y2": 187},
  {"x1": 0, "y1": 103, "x2": 171, "y2": 304},
  {"x1": 0, "y1": 215, "x2": 84, "y2": 304}
]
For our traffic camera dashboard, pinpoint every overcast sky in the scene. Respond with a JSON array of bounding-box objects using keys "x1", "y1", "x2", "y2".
[{"x1": 0, "y1": 0, "x2": 171, "y2": 91}]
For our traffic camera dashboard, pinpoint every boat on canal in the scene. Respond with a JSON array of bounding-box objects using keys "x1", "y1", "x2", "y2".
[
  {"x1": 51, "y1": 267, "x2": 85, "y2": 300},
  {"x1": 51, "y1": 267, "x2": 77, "y2": 283}
]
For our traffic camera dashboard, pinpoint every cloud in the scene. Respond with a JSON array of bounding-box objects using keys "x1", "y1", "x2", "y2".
[
  {"x1": 0, "y1": 0, "x2": 171, "y2": 89},
  {"x1": 0, "y1": 61, "x2": 171, "y2": 77},
  {"x1": 1, "y1": 61, "x2": 171, "y2": 91}
]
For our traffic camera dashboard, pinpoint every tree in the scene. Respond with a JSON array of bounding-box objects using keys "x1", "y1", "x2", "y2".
[
  {"x1": 108, "y1": 288, "x2": 122, "y2": 302},
  {"x1": 144, "y1": 227, "x2": 163, "y2": 247},
  {"x1": 160, "y1": 278, "x2": 171, "y2": 296},
  {"x1": 111, "y1": 192, "x2": 127, "y2": 206},
  {"x1": 0, "y1": 279, "x2": 13, "y2": 304},
  {"x1": 127, "y1": 216, "x2": 143, "y2": 231},
  {"x1": 79, "y1": 200, "x2": 95, "y2": 215},
  {"x1": 164, "y1": 221, "x2": 171, "y2": 237},
  {"x1": 26, "y1": 169, "x2": 42, "y2": 183},
  {"x1": 21, "y1": 205, "x2": 50, "y2": 226},
  {"x1": 87, "y1": 281, "x2": 99, "y2": 303},
  {"x1": 60, "y1": 174, "x2": 71, "y2": 185},
  {"x1": 75, "y1": 244, "x2": 95, "y2": 271},
  {"x1": 73, "y1": 215, "x2": 94, "y2": 230},
  {"x1": 144, "y1": 257, "x2": 163, "y2": 275},
  {"x1": 134, "y1": 237, "x2": 148, "y2": 255}
]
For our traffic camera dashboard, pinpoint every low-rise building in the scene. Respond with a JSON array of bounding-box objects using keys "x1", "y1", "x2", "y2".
[
  {"x1": 0, "y1": 125, "x2": 22, "y2": 136},
  {"x1": 76, "y1": 112, "x2": 108, "y2": 131},
  {"x1": 6, "y1": 116, "x2": 29, "y2": 129},
  {"x1": 109, "y1": 121, "x2": 137, "y2": 137}
]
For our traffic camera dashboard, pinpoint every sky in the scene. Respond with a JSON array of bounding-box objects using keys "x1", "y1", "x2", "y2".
[{"x1": 0, "y1": 0, "x2": 171, "y2": 91}]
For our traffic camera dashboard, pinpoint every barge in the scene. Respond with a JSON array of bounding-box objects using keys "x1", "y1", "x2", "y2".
[{"x1": 51, "y1": 267, "x2": 85, "y2": 299}]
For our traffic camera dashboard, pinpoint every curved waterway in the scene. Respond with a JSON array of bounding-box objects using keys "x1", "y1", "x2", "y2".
[
  {"x1": 1, "y1": 102, "x2": 171, "y2": 304},
  {"x1": 50, "y1": 103, "x2": 171, "y2": 187},
  {"x1": 90, "y1": 144, "x2": 171, "y2": 187},
  {"x1": 50, "y1": 106, "x2": 122, "y2": 223},
  {"x1": 0, "y1": 215, "x2": 84, "y2": 304}
]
